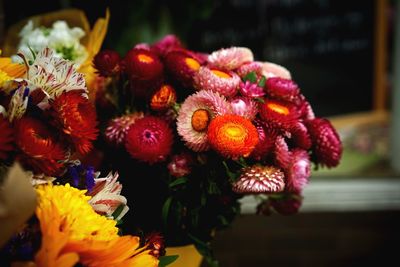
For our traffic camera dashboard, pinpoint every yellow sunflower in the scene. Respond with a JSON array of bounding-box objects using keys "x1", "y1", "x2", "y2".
[{"x1": 34, "y1": 183, "x2": 158, "y2": 267}]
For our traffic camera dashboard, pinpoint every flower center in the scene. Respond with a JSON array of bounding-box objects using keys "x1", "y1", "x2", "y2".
[
  {"x1": 137, "y1": 54, "x2": 154, "y2": 63},
  {"x1": 211, "y1": 69, "x2": 231, "y2": 79},
  {"x1": 267, "y1": 102, "x2": 289, "y2": 115},
  {"x1": 185, "y1": 57, "x2": 200, "y2": 71},
  {"x1": 220, "y1": 123, "x2": 246, "y2": 142},
  {"x1": 191, "y1": 109, "x2": 210, "y2": 132}
]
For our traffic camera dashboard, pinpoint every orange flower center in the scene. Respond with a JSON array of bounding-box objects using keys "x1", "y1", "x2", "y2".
[
  {"x1": 191, "y1": 109, "x2": 210, "y2": 132},
  {"x1": 151, "y1": 85, "x2": 176, "y2": 110},
  {"x1": 137, "y1": 54, "x2": 154, "y2": 63},
  {"x1": 185, "y1": 57, "x2": 200, "y2": 71},
  {"x1": 211, "y1": 69, "x2": 231, "y2": 79},
  {"x1": 220, "y1": 123, "x2": 246, "y2": 142},
  {"x1": 267, "y1": 102, "x2": 289, "y2": 115}
]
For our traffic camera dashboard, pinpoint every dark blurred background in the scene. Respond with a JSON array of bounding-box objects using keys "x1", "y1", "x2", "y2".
[{"x1": 1, "y1": 0, "x2": 399, "y2": 266}]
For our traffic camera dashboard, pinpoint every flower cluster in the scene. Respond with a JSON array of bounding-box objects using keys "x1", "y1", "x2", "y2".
[
  {"x1": 93, "y1": 35, "x2": 342, "y2": 263},
  {"x1": 0, "y1": 46, "x2": 163, "y2": 266}
]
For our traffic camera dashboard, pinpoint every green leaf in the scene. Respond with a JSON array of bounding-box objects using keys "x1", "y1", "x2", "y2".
[
  {"x1": 217, "y1": 215, "x2": 229, "y2": 226},
  {"x1": 222, "y1": 161, "x2": 236, "y2": 182},
  {"x1": 207, "y1": 180, "x2": 221, "y2": 195},
  {"x1": 111, "y1": 204, "x2": 125, "y2": 220},
  {"x1": 258, "y1": 75, "x2": 266, "y2": 87},
  {"x1": 169, "y1": 177, "x2": 188, "y2": 188},
  {"x1": 188, "y1": 233, "x2": 210, "y2": 255},
  {"x1": 159, "y1": 255, "x2": 179, "y2": 267},
  {"x1": 162, "y1": 197, "x2": 173, "y2": 225},
  {"x1": 243, "y1": 71, "x2": 257, "y2": 83},
  {"x1": 254, "y1": 97, "x2": 265, "y2": 103}
]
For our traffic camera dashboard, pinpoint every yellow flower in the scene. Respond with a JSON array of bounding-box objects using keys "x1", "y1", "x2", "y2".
[
  {"x1": 0, "y1": 57, "x2": 26, "y2": 87},
  {"x1": 34, "y1": 183, "x2": 158, "y2": 267}
]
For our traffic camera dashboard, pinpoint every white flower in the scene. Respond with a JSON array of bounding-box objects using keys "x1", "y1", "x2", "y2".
[
  {"x1": 87, "y1": 172, "x2": 129, "y2": 221},
  {"x1": 13, "y1": 20, "x2": 88, "y2": 66}
]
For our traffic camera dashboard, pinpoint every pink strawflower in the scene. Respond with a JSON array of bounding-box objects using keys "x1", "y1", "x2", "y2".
[
  {"x1": 208, "y1": 47, "x2": 253, "y2": 70},
  {"x1": 239, "y1": 80, "x2": 265, "y2": 98},
  {"x1": 284, "y1": 149, "x2": 311, "y2": 193},
  {"x1": 194, "y1": 66, "x2": 240, "y2": 97},
  {"x1": 167, "y1": 152, "x2": 193, "y2": 177},
  {"x1": 230, "y1": 97, "x2": 258, "y2": 120},
  {"x1": 125, "y1": 116, "x2": 173, "y2": 164},
  {"x1": 261, "y1": 62, "x2": 292, "y2": 79},
  {"x1": 88, "y1": 171, "x2": 129, "y2": 221},
  {"x1": 177, "y1": 90, "x2": 231, "y2": 151},
  {"x1": 233, "y1": 165, "x2": 285, "y2": 194},
  {"x1": 104, "y1": 112, "x2": 144, "y2": 146},
  {"x1": 236, "y1": 61, "x2": 264, "y2": 79}
]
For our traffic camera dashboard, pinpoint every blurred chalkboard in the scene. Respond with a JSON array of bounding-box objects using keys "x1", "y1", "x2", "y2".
[{"x1": 187, "y1": 0, "x2": 376, "y2": 117}]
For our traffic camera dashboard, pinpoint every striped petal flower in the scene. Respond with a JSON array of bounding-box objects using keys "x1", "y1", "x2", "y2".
[{"x1": 233, "y1": 165, "x2": 285, "y2": 194}]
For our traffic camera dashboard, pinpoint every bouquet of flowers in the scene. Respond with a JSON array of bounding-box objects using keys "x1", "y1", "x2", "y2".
[
  {"x1": 93, "y1": 34, "x2": 343, "y2": 265},
  {"x1": 0, "y1": 10, "x2": 175, "y2": 265}
]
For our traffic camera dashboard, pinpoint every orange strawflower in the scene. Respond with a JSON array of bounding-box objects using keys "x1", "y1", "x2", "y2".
[{"x1": 207, "y1": 114, "x2": 259, "y2": 159}]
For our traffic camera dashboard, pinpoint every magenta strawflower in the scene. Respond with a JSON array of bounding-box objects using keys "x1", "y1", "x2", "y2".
[
  {"x1": 305, "y1": 118, "x2": 342, "y2": 168},
  {"x1": 274, "y1": 136, "x2": 292, "y2": 169},
  {"x1": 125, "y1": 116, "x2": 173, "y2": 164},
  {"x1": 239, "y1": 80, "x2": 265, "y2": 98},
  {"x1": 265, "y1": 77, "x2": 300, "y2": 102}
]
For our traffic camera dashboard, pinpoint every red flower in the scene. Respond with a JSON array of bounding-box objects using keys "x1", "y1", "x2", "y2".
[
  {"x1": 250, "y1": 120, "x2": 278, "y2": 161},
  {"x1": 125, "y1": 116, "x2": 173, "y2": 164},
  {"x1": 270, "y1": 194, "x2": 303, "y2": 215},
  {"x1": 15, "y1": 117, "x2": 66, "y2": 176},
  {"x1": 151, "y1": 34, "x2": 183, "y2": 57},
  {"x1": 93, "y1": 50, "x2": 121, "y2": 77},
  {"x1": 259, "y1": 99, "x2": 300, "y2": 130},
  {"x1": 0, "y1": 115, "x2": 14, "y2": 160},
  {"x1": 124, "y1": 48, "x2": 164, "y2": 98},
  {"x1": 164, "y1": 49, "x2": 201, "y2": 87},
  {"x1": 50, "y1": 91, "x2": 98, "y2": 155},
  {"x1": 305, "y1": 118, "x2": 342, "y2": 168}
]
